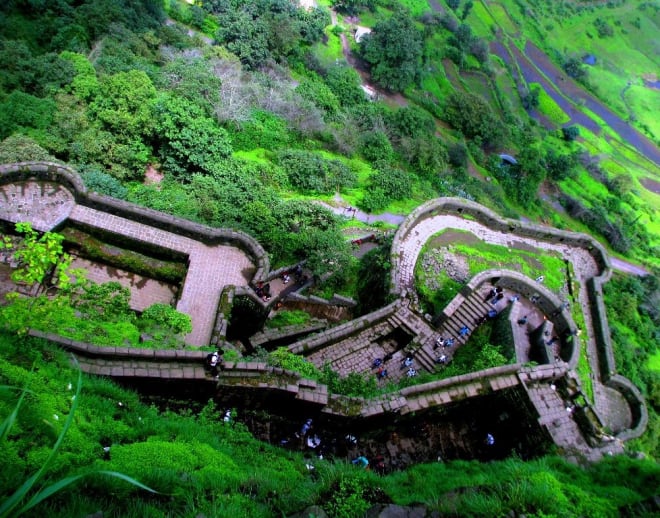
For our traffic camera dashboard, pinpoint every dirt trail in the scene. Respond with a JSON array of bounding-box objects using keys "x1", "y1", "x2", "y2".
[{"x1": 524, "y1": 41, "x2": 660, "y2": 168}]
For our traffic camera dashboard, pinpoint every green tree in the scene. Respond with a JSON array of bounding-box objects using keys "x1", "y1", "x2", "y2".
[
  {"x1": 153, "y1": 94, "x2": 232, "y2": 175},
  {"x1": 358, "y1": 9, "x2": 424, "y2": 92},
  {"x1": 443, "y1": 90, "x2": 507, "y2": 148},
  {"x1": 0, "y1": 91, "x2": 57, "y2": 140},
  {"x1": 359, "y1": 131, "x2": 394, "y2": 163},
  {"x1": 91, "y1": 70, "x2": 157, "y2": 139},
  {"x1": 1, "y1": 222, "x2": 74, "y2": 291},
  {"x1": 0, "y1": 135, "x2": 57, "y2": 164},
  {"x1": 562, "y1": 56, "x2": 587, "y2": 82},
  {"x1": 324, "y1": 66, "x2": 366, "y2": 107},
  {"x1": 562, "y1": 125, "x2": 580, "y2": 141},
  {"x1": 59, "y1": 51, "x2": 99, "y2": 101},
  {"x1": 386, "y1": 106, "x2": 435, "y2": 140},
  {"x1": 296, "y1": 76, "x2": 340, "y2": 119}
]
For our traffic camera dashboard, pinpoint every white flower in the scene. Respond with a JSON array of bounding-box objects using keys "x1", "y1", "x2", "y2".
[
  {"x1": 53, "y1": 414, "x2": 59, "y2": 421},
  {"x1": 67, "y1": 383, "x2": 72, "y2": 391}
]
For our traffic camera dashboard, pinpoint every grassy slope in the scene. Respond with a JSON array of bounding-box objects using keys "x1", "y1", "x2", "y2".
[{"x1": 0, "y1": 334, "x2": 658, "y2": 517}]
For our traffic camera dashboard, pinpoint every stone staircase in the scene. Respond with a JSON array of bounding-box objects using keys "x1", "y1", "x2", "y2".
[{"x1": 411, "y1": 284, "x2": 506, "y2": 373}]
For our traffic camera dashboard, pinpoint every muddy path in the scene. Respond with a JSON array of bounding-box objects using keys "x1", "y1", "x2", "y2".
[
  {"x1": 523, "y1": 41, "x2": 660, "y2": 168},
  {"x1": 491, "y1": 40, "x2": 601, "y2": 134}
]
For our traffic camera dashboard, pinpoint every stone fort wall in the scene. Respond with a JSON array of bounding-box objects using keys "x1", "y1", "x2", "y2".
[
  {"x1": 0, "y1": 161, "x2": 271, "y2": 282},
  {"x1": 390, "y1": 197, "x2": 646, "y2": 440},
  {"x1": 390, "y1": 197, "x2": 611, "y2": 294}
]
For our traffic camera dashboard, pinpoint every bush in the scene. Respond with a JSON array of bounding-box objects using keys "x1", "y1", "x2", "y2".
[
  {"x1": 562, "y1": 125, "x2": 580, "y2": 141},
  {"x1": 276, "y1": 149, "x2": 357, "y2": 194},
  {"x1": 359, "y1": 131, "x2": 393, "y2": 163},
  {"x1": 268, "y1": 347, "x2": 321, "y2": 379},
  {"x1": 80, "y1": 166, "x2": 128, "y2": 199},
  {"x1": 266, "y1": 310, "x2": 311, "y2": 329}
]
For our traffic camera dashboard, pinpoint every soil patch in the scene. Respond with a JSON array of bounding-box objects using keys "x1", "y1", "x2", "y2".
[
  {"x1": 427, "y1": 229, "x2": 481, "y2": 248},
  {"x1": 144, "y1": 164, "x2": 164, "y2": 185},
  {"x1": 640, "y1": 177, "x2": 660, "y2": 195}
]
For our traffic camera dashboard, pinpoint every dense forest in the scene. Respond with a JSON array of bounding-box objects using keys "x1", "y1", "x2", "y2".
[{"x1": 0, "y1": 0, "x2": 659, "y2": 516}]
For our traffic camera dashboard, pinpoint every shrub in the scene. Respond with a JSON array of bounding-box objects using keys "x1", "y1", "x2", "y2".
[
  {"x1": 268, "y1": 347, "x2": 321, "y2": 379},
  {"x1": 562, "y1": 125, "x2": 580, "y2": 141},
  {"x1": 79, "y1": 166, "x2": 128, "y2": 199},
  {"x1": 359, "y1": 131, "x2": 393, "y2": 163},
  {"x1": 266, "y1": 310, "x2": 311, "y2": 329}
]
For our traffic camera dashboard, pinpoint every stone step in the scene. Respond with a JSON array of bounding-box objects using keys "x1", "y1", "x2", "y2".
[{"x1": 413, "y1": 345, "x2": 436, "y2": 372}]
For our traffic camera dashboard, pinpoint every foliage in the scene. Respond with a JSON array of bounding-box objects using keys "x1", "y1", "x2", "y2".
[
  {"x1": 80, "y1": 166, "x2": 129, "y2": 199},
  {"x1": 0, "y1": 135, "x2": 57, "y2": 164},
  {"x1": 153, "y1": 94, "x2": 232, "y2": 175},
  {"x1": 359, "y1": 131, "x2": 394, "y2": 163},
  {"x1": 605, "y1": 273, "x2": 659, "y2": 456},
  {"x1": 296, "y1": 75, "x2": 341, "y2": 119},
  {"x1": 0, "y1": 366, "x2": 155, "y2": 518},
  {"x1": 562, "y1": 125, "x2": 580, "y2": 141},
  {"x1": 230, "y1": 110, "x2": 292, "y2": 151},
  {"x1": 266, "y1": 310, "x2": 312, "y2": 329},
  {"x1": 212, "y1": 0, "x2": 328, "y2": 69},
  {"x1": 140, "y1": 303, "x2": 192, "y2": 336},
  {"x1": 276, "y1": 149, "x2": 357, "y2": 194},
  {"x1": 267, "y1": 347, "x2": 320, "y2": 380},
  {"x1": 320, "y1": 365, "x2": 379, "y2": 399},
  {"x1": 1, "y1": 222, "x2": 74, "y2": 290},
  {"x1": 0, "y1": 91, "x2": 57, "y2": 140},
  {"x1": 324, "y1": 66, "x2": 366, "y2": 107},
  {"x1": 361, "y1": 162, "x2": 413, "y2": 212},
  {"x1": 358, "y1": 8, "x2": 424, "y2": 92},
  {"x1": 356, "y1": 237, "x2": 394, "y2": 315},
  {"x1": 562, "y1": 55, "x2": 588, "y2": 83},
  {"x1": 443, "y1": 90, "x2": 507, "y2": 149}
]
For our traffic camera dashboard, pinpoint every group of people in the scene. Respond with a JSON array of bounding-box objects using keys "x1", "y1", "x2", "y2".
[
  {"x1": 486, "y1": 286, "x2": 504, "y2": 305},
  {"x1": 372, "y1": 357, "x2": 389, "y2": 380}
]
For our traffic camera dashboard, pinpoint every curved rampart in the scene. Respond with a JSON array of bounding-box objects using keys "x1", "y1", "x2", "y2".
[
  {"x1": 0, "y1": 161, "x2": 270, "y2": 281},
  {"x1": 390, "y1": 197, "x2": 611, "y2": 295},
  {"x1": 390, "y1": 197, "x2": 646, "y2": 440}
]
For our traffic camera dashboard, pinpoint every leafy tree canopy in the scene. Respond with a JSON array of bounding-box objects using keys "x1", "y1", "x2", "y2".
[
  {"x1": 444, "y1": 90, "x2": 507, "y2": 148},
  {"x1": 358, "y1": 8, "x2": 424, "y2": 92}
]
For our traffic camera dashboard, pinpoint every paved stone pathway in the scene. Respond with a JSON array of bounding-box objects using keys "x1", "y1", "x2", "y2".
[
  {"x1": 395, "y1": 214, "x2": 600, "y2": 292},
  {"x1": 0, "y1": 181, "x2": 75, "y2": 231},
  {"x1": 69, "y1": 205, "x2": 255, "y2": 346}
]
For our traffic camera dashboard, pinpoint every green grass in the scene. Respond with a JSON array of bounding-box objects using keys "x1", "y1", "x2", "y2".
[
  {"x1": 647, "y1": 350, "x2": 660, "y2": 372},
  {"x1": 266, "y1": 310, "x2": 312, "y2": 329},
  {"x1": 414, "y1": 229, "x2": 569, "y2": 313},
  {"x1": 467, "y1": 0, "x2": 496, "y2": 38},
  {"x1": 625, "y1": 82, "x2": 660, "y2": 142},
  {"x1": 487, "y1": 2, "x2": 519, "y2": 35},
  {"x1": 313, "y1": 26, "x2": 344, "y2": 67},
  {"x1": 529, "y1": 82, "x2": 570, "y2": 125}
]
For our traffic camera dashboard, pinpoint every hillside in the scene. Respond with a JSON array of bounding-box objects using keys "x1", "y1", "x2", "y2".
[{"x1": 0, "y1": 0, "x2": 659, "y2": 516}]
